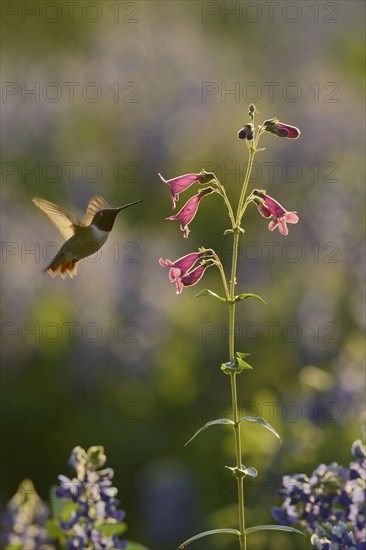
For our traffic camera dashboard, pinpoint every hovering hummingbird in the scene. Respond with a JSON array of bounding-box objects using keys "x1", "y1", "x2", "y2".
[{"x1": 33, "y1": 195, "x2": 142, "y2": 279}]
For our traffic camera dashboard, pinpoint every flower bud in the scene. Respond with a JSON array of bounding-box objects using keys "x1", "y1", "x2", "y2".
[
  {"x1": 263, "y1": 119, "x2": 300, "y2": 139},
  {"x1": 237, "y1": 123, "x2": 253, "y2": 141}
]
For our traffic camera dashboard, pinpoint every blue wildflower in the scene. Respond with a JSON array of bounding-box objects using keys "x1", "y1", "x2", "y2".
[
  {"x1": 56, "y1": 446, "x2": 127, "y2": 549},
  {"x1": 272, "y1": 440, "x2": 366, "y2": 548},
  {"x1": 0, "y1": 479, "x2": 55, "y2": 549},
  {"x1": 311, "y1": 521, "x2": 365, "y2": 550}
]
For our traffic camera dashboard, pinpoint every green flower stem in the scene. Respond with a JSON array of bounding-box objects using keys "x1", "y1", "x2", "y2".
[
  {"x1": 227, "y1": 125, "x2": 264, "y2": 550},
  {"x1": 229, "y1": 299, "x2": 236, "y2": 362},
  {"x1": 212, "y1": 252, "x2": 230, "y2": 300},
  {"x1": 236, "y1": 148, "x2": 255, "y2": 227},
  {"x1": 230, "y1": 372, "x2": 246, "y2": 550},
  {"x1": 239, "y1": 191, "x2": 255, "y2": 220},
  {"x1": 215, "y1": 178, "x2": 236, "y2": 226}
]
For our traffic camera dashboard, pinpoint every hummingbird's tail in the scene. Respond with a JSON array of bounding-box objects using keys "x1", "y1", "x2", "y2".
[{"x1": 43, "y1": 258, "x2": 78, "y2": 279}]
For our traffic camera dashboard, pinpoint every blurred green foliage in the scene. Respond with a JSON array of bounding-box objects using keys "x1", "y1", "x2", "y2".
[{"x1": 1, "y1": 1, "x2": 365, "y2": 549}]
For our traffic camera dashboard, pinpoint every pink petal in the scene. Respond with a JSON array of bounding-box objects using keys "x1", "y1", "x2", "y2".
[
  {"x1": 177, "y1": 195, "x2": 201, "y2": 225},
  {"x1": 170, "y1": 193, "x2": 178, "y2": 210},
  {"x1": 166, "y1": 213, "x2": 178, "y2": 221},
  {"x1": 173, "y1": 252, "x2": 203, "y2": 272},
  {"x1": 268, "y1": 220, "x2": 278, "y2": 232},
  {"x1": 278, "y1": 219, "x2": 289, "y2": 235},
  {"x1": 166, "y1": 194, "x2": 202, "y2": 237},
  {"x1": 159, "y1": 258, "x2": 174, "y2": 268},
  {"x1": 175, "y1": 278, "x2": 183, "y2": 294},
  {"x1": 166, "y1": 189, "x2": 212, "y2": 237},
  {"x1": 182, "y1": 225, "x2": 190, "y2": 238},
  {"x1": 262, "y1": 193, "x2": 287, "y2": 218},
  {"x1": 159, "y1": 173, "x2": 199, "y2": 211},
  {"x1": 158, "y1": 173, "x2": 198, "y2": 192},
  {"x1": 283, "y1": 212, "x2": 299, "y2": 224},
  {"x1": 169, "y1": 267, "x2": 181, "y2": 283}
]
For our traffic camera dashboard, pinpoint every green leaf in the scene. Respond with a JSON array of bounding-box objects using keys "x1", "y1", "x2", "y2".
[
  {"x1": 195, "y1": 289, "x2": 227, "y2": 302},
  {"x1": 225, "y1": 465, "x2": 258, "y2": 478},
  {"x1": 246, "y1": 525, "x2": 304, "y2": 536},
  {"x1": 236, "y1": 352, "x2": 250, "y2": 360},
  {"x1": 234, "y1": 293, "x2": 267, "y2": 305},
  {"x1": 46, "y1": 518, "x2": 62, "y2": 539},
  {"x1": 221, "y1": 357, "x2": 253, "y2": 374},
  {"x1": 221, "y1": 361, "x2": 242, "y2": 375},
  {"x1": 185, "y1": 418, "x2": 234, "y2": 446},
  {"x1": 178, "y1": 528, "x2": 240, "y2": 548},
  {"x1": 61, "y1": 502, "x2": 78, "y2": 521},
  {"x1": 243, "y1": 466, "x2": 258, "y2": 478},
  {"x1": 98, "y1": 522, "x2": 127, "y2": 537},
  {"x1": 125, "y1": 542, "x2": 150, "y2": 550},
  {"x1": 235, "y1": 352, "x2": 253, "y2": 371},
  {"x1": 49, "y1": 485, "x2": 67, "y2": 519},
  {"x1": 238, "y1": 416, "x2": 282, "y2": 443}
]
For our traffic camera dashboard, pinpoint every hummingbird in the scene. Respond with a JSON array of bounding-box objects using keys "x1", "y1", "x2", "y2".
[{"x1": 32, "y1": 195, "x2": 142, "y2": 279}]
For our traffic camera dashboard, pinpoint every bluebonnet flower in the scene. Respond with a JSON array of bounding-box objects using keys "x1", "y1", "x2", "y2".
[
  {"x1": 311, "y1": 521, "x2": 366, "y2": 550},
  {"x1": 272, "y1": 440, "x2": 366, "y2": 549},
  {"x1": 0, "y1": 479, "x2": 54, "y2": 549},
  {"x1": 56, "y1": 446, "x2": 127, "y2": 549}
]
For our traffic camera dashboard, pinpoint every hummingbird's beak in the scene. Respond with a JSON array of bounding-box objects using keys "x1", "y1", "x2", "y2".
[{"x1": 115, "y1": 199, "x2": 143, "y2": 212}]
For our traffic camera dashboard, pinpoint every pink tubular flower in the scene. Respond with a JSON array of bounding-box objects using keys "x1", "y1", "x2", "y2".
[
  {"x1": 166, "y1": 187, "x2": 213, "y2": 238},
  {"x1": 264, "y1": 119, "x2": 300, "y2": 139},
  {"x1": 253, "y1": 190, "x2": 299, "y2": 236},
  {"x1": 159, "y1": 252, "x2": 209, "y2": 294},
  {"x1": 159, "y1": 171, "x2": 214, "y2": 210}
]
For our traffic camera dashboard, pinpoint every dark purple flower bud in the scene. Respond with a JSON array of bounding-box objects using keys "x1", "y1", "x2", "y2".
[
  {"x1": 253, "y1": 190, "x2": 299, "y2": 235},
  {"x1": 237, "y1": 123, "x2": 253, "y2": 140},
  {"x1": 166, "y1": 187, "x2": 213, "y2": 238},
  {"x1": 264, "y1": 118, "x2": 300, "y2": 139},
  {"x1": 159, "y1": 171, "x2": 214, "y2": 210}
]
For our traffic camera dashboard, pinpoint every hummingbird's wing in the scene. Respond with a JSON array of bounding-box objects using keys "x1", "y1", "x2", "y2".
[
  {"x1": 82, "y1": 196, "x2": 112, "y2": 226},
  {"x1": 32, "y1": 198, "x2": 80, "y2": 240}
]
